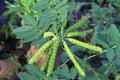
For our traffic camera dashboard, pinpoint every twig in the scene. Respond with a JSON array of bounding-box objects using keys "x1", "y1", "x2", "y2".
[
  {"x1": 57, "y1": 59, "x2": 70, "y2": 69},
  {"x1": 84, "y1": 45, "x2": 116, "y2": 60}
]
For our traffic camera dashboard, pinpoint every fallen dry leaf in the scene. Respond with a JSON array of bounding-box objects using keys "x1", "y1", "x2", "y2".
[
  {"x1": 36, "y1": 53, "x2": 46, "y2": 67},
  {"x1": 0, "y1": 59, "x2": 18, "y2": 78}
]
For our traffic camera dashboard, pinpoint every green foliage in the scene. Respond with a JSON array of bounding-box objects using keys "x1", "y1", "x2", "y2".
[
  {"x1": 22, "y1": 15, "x2": 36, "y2": 26},
  {"x1": 18, "y1": 65, "x2": 46, "y2": 80},
  {"x1": 97, "y1": 24, "x2": 120, "y2": 63},
  {"x1": 18, "y1": 65, "x2": 77, "y2": 80},
  {"x1": 54, "y1": 64, "x2": 77, "y2": 79},
  {"x1": 18, "y1": 72, "x2": 39, "y2": 80},
  {"x1": 6, "y1": 0, "x2": 120, "y2": 80},
  {"x1": 106, "y1": 48, "x2": 114, "y2": 62},
  {"x1": 7, "y1": 0, "x2": 69, "y2": 44},
  {"x1": 95, "y1": 24, "x2": 120, "y2": 80},
  {"x1": 26, "y1": 65, "x2": 45, "y2": 78},
  {"x1": 109, "y1": 24, "x2": 120, "y2": 44}
]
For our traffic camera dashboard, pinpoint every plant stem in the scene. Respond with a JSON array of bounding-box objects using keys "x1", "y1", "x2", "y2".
[
  {"x1": 104, "y1": 61, "x2": 114, "y2": 75},
  {"x1": 84, "y1": 45, "x2": 116, "y2": 60},
  {"x1": 57, "y1": 59, "x2": 70, "y2": 69}
]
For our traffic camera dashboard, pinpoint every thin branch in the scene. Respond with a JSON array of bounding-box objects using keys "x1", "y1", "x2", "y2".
[
  {"x1": 84, "y1": 45, "x2": 116, "y2": 60},
  {"x1": 57, "y1": 59, "x2": 70, "y2": 69}
]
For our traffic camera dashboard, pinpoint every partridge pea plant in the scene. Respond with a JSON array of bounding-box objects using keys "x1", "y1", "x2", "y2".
[
  {"x1": 28, "y1": 16, "x2": 102, "y2": 77},
  {"x1": 9, "y1": 0, "x2": 102, "y2": 77}
]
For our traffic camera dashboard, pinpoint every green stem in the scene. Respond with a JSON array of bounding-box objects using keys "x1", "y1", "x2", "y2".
[
  {"x1": 57, "y1": 59, "x2": 70, "y2": 69},
  {"x1": 84, "y1": 45, "x2": 116, "y2": 60},
  {"x1": 104, "y1": 61, "x2": 114, "y2": 75}
]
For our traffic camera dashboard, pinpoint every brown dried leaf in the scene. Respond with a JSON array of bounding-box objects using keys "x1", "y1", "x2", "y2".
[
  {"x1": 0, "y1": 60, "x2": 18, "y2": 78},
  {"x1": 37, "y1": 53, "x2": 46, "y2": 67}
]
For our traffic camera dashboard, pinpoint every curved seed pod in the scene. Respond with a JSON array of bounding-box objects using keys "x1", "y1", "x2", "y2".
[
  {"x1": 28, "y1": 40, "x2": 53, "y2": 64},
  {"x1": 63, "y1": 41, "x2": 86, "y2": 76},
  {"x1": 47, "y1": 39, "x2": 60, "y2": 77},
  {"x1": 40, "y1": 48, "x2": 52, "y2": 71},
  {"x1": 44, "y1": 32, "x2": 55, "y2": 38},
  {"x1": 67, "y1": 38, "x2": 102, "y2": 52},
  {"x1": 66, "y1": 29, "x2": 93, "y2": 37},
  {"x1": 61, "y1": 19, "x2": 67, "y2": 33},
  {"x1": 66, "y1": 16, "x2": 87, "y2": 34},
  {"x1": 66, "y1": 31, "x2": 87, "y2": 37}
]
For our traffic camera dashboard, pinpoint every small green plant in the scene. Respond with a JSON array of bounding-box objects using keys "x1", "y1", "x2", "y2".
[
  {"x1": 27, "y1": 16, "x2": 102, "y2": 77},
  {"x1": 6, "y1": 0, "x2": 120, "y2": 80}
]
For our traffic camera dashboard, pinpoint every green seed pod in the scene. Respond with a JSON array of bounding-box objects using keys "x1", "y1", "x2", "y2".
[
  {"x1": 66, "y1": 31, "x2": 87, "y2": 37},
  {"x1": 40, "y1": 48, "x2": 52, "y2": 71},
  {"x1": 28, "y1": 40, "x2": 53, "y2": 64},
  {"x1": 47, "y1": 39, "x2": 60, "y2": 77},
  {"x1": 44, "y1": 31, "x2": 55, "y2": 38},
  {"x1": 67, "y1": 38, "x2": 102, "y2": 52},
  {"x1": 61, "y1": 19, "x2": 67, "y2": 33},
  {"x1": 66, "y1": 29, "x2": 93, "y2": 37},
  {"x1": 63, "y1": 41, "x2": 86, "y2": 76},
  {"x1": 66, "y1": 16, "x2": 87, "y2": 34}
]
